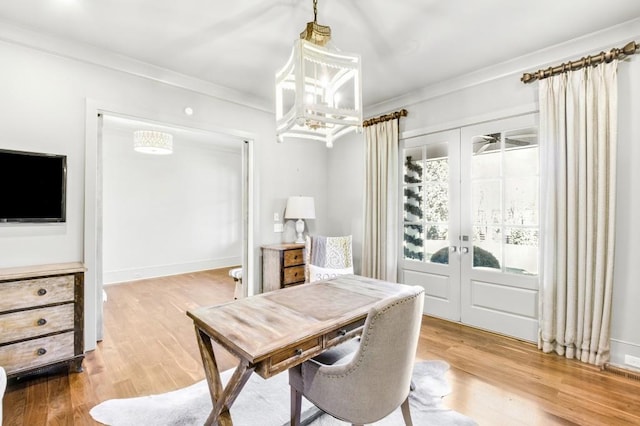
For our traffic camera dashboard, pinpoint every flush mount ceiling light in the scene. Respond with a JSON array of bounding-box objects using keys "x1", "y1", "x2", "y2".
[
  {"x1": 133, "y1": 130, "x2": 173, "y2": 155},
  {"x1": 275, "y1": 0, "x2": 362, "y2": 148}
]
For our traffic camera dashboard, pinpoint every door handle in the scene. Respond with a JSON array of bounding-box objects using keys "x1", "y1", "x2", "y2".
[
  {"x1": 461, "y1": 247, "x2": 469, "y2": 254},
  {"x1": 449, "y1": 246, "x2": 457, "y2": 253}
]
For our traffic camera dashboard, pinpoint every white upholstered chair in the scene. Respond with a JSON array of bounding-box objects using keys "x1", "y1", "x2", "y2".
[
  {"x1": 289, "y1": 285, "x2": 425, "y2": 426},
  {"x1": 1, "y1": 366, "x2": 6, "y2": 426},
  {"x1": 304, "y1": 235, "x2": 354, "y2": 282}
]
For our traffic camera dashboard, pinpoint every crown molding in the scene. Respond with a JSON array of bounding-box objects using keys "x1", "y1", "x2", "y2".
[
  {"x1": 367, "y1": 17, "x2": 640, "y2": 116},
  {"x1": 2, "y1": 16, "x2": 639, "y2": 118},
  {"x1": 0, "y1": 18, "x2": 272, "y2": 113}
]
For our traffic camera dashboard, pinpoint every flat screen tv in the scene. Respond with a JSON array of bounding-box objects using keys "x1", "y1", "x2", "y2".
[{"x1": 0, "y1": 149, "x2": 67, "y2": 223}]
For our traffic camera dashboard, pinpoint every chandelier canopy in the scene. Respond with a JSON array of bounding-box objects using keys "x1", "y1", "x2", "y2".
[
  {"x1": 275, "y1": 0, "x2": 362, "y2": 148},
  {"x1": 133, "y1": 130, "x2": 173, "y2": 155}
]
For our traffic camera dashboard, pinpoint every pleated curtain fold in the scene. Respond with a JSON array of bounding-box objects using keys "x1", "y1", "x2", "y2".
[
  {"x1": 362, "y1": 119, "x2": 399, "y2": 282},
  {"x1": 538, "y1": 60, "x2": 618, "y2": 366}
]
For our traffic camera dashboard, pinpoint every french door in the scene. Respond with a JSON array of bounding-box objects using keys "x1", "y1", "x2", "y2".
[{"x1": 398, "y1": 114, "x2": 540, "y2": 342}]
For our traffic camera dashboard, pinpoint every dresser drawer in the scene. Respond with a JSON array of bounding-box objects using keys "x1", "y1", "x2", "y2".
[
  {"x1": 0, "y1": 304, "x2": 75, "y2": 345},
  {"x1": 0, "y1": 275, "x2": 75, "y2": 312},
  {"x1": 283, "y1": 249, "x2": 304, "y2": 267},
  {"x1": 283, "y1": 265, "x2": 305, "y2": 285},
  {"x1": 0, "y1": 331, "x2": 75, "y2": 375}
]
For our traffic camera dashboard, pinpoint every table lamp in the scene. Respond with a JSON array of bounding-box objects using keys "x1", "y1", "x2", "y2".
[{"x1": 285, "y1": 196, "x2": 316, "y2": 244}]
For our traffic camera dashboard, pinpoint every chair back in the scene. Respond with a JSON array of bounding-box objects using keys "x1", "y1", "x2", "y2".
[
  {"x1": 307, "y1": 285, "x2": 424, "y2": 423},
  {"x1": 304, "y1": 235, "x2": 354, "y2": 282}
]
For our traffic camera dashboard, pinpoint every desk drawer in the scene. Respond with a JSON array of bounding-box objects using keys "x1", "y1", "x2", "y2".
[
  {"x1": 261, "y1": 337, "x2": 322, "y2": 377},
  {"x1": 325, "y1": 318, "x2": 366, "y2": 347},
  {"x1": 283, "y1": 265, "x2": 305, "y2": 285},
  {"x1": 0, "y1": 304, "x2": 75, "y2": 345},
  {"x1": 0, "y1": 331, "x2": 75, "y2": 375},
  {"x1": 283, "y1": 249, "x2": 304, "y2": 267},
  {"x1": 0, "y1": 275, "x2": 74, "y2": 312}
]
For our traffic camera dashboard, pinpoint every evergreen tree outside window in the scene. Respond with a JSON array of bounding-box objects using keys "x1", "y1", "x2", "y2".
[{"x1": 403, "y1": 144, "x2": 449, "y2": 263}]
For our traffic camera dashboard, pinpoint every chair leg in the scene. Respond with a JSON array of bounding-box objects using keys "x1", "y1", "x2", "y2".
[
  {"x1": 290, "y1": 386, "x2": 302, "y2": 426},
  {"x1": 400, "y1": 396, "x2": 413, "y2": 426}
]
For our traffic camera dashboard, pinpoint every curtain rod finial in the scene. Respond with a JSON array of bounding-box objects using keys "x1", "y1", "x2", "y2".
[{"x1": 623, "y1": 41, "x2": 638, "y2": 55}]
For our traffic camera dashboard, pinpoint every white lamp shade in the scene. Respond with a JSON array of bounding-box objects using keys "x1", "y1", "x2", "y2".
[
  {"x1": 285, "y1": 196, "x2": 316, "y2": 219},
  {"x1": 134, "y1": 130, "x2": 173, "y2": 155}
]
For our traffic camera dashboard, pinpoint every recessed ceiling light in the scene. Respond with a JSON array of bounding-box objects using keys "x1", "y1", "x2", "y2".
[{"x1": 184, "y1": 107, "x2": 194, "y2": 116}]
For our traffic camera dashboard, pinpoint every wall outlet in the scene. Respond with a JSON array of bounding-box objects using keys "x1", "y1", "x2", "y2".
[
  {"x1": 625, "y1": 354, "x2": 640, "y2": 369},
  {"x1": 274, "y1": 212, "x2": 280, "y2": 221}
]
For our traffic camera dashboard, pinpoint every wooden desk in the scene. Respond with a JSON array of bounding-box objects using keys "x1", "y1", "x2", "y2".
[{"x1": 187, "y1": 274, "x2": 411, "y2": 426}]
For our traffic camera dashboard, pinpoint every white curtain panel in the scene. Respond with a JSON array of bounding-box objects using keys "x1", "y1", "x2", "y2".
[
  {"x1": 538, "y1": 61, "x2": 618, "y2": 366},
  {"x1": 362, "y1": 119, "x2": 399, "y2": 282}
]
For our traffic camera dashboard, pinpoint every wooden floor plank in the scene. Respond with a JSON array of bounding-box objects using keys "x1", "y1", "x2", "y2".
[{"x1": 3, "y1": 267, "x2": 640, "y2": 425}]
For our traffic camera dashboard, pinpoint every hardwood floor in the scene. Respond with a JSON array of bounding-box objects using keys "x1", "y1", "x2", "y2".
[{"x1": 3, "y1": 269, "x2": 640, "y2": 425}]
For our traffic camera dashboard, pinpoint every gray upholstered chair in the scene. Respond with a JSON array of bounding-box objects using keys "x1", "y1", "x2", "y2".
[{"x1": 289, "y1": 285, "x2": 425, "y2": 426}]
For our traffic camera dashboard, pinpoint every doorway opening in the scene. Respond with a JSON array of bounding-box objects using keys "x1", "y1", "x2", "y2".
[{"x1": 84, "y1": 103, "x2": 254, "y2": 347}]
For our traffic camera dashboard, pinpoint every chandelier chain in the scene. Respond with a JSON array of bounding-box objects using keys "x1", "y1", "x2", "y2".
[{"x1": 313, "y1": 0, "x2": 318, "y2": 23}]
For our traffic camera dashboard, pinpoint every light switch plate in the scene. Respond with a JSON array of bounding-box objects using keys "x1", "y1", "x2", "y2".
[{"x1": 274, "y1": 223, "x2": 284, "y2": 233}]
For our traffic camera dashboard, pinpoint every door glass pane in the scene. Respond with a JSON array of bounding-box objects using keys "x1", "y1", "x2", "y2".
[
  {"x1": 425, "y1": 183, "x2": 448, "y2": 222},
  {"x1": 470, "y1": 126, "x2": 538, "y2": 275},
  {"x1": 472, "y1": 226, "x2": 502, "y2": 270},
  {"x1": 403, "y1": 224, "x2": 424, "y2": 261},
  {"x1": 504, "y1": 177, "x2": 538, "y2": 226},
  {"x1": 426, "y1": 225, "x2": 449, "y2": 264},
  {"x1": 404, "y1": 147, "x2": 423, "y2": 184},
  {"x1": 503, "y1": 127, "x2": 539, "y2": 275},
  {"x1": 472, "y1": 180, "x2": 501, "y2": 226},
  {"x1": 402, "y1": 140, "x2": 449, "y2": 264},
  {"x1": 505, "y1": 227, "x2": 538, "y2": 275},
  {"x1": 404, "y1": 185, "x2": 423, "y2": 222},
  {"x1": 472, "y1": 133, "x2": 501, "y2": 178}
]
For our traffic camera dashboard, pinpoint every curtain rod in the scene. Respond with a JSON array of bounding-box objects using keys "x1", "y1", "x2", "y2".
[
  {"x1": 362, "y1": 109, "x2": 408, "y2": 127},
  {"x1": 521, "y1": 41, "x2": 638, "y2": 84}
]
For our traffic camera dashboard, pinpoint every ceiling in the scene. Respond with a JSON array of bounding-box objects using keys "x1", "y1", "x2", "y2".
[{"x1": 1, "y1": 0, "x2": 639, "y2": 109}]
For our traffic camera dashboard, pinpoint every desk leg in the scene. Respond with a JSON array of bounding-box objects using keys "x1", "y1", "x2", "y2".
[{"x1": 195, "y1": 326, "x2": 255, "y2": 426}]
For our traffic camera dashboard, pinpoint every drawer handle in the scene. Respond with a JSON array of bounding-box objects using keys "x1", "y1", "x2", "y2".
[
  {"x1": 338, "y1": 329, "x2": 347, "y2": 336},
  {"x1": 37, "y1": 348, "x2": 47, "y2": 356},
  {"x1": 37, "y1": 288, "x2": 47, "y2": 296},
  {"x1": 37, "y1": 318, "x2": 47, "y2": 326},
  {"x1": 295, "y1": 349, "x2": 303, "y2": 356}
]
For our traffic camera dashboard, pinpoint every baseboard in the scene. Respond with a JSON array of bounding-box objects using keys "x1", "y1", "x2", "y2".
[{"x1": 103, "y1": 257, "x2": 241, "y2": 284}]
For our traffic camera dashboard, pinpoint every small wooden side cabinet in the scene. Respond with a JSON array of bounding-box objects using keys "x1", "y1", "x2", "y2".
[
  {"x1": 261, "y1": 243, "x2": 305, "y2": 292},
  {"x1": 0, "y1": 262, "x2": 85, "y2": 379}
]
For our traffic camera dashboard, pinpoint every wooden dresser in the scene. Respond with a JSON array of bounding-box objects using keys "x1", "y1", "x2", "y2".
[
  {"x1": 261, "y1": 243, "x2": 305, "y2": 292},
  {"x1": 0, "y1": 262, "x2": 85, "y2": 379}
]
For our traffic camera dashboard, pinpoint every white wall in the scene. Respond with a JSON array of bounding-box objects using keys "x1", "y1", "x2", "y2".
[
  {"x1": 0, "y1": 36, "x2": 329, "y2": 349},
  {"x1": 610, "y1": 54, "x2": 640, "y2": 367},
  {"x1": 328, "y1": 22, "x2": 640, "y2": 367},
  {"x1": 327, "y1": 131, "x2": 365, "y2": 274},
  {"x1": 101, "y1": 126, "x2": 242, "y2": 283}
]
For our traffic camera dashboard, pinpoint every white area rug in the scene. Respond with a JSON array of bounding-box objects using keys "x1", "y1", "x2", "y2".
[{"x1": 90, "y1": 360, "x2": 476, "y2": 426}]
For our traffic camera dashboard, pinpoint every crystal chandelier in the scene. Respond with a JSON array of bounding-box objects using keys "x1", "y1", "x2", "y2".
[
  {"x1": 275, "y1": 0, "x2": 362, "y2": 148},
  {"x1": 133, "y1": 130, "x2": 173, "y2": 155}
]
